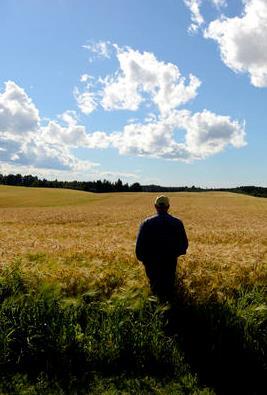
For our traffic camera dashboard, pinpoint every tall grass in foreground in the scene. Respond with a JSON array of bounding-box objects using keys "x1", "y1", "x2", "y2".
[
  {"x1": 0, "y1": 263, "x2": 266, "y2": 394},
  {"x1": 0, "y1": 191, "x2": 266, "y2": 393}
]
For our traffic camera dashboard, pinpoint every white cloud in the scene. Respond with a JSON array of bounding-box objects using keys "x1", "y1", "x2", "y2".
[
  {"x1": 184, "y1": 0, "x2": 204, "y2": 32},
  {"x1": 1, "y1": 38, "x2": 247, "y2": 175},
  {"x1": 82, "y1": 40, "x2": 112, "y2": 61},
  {"x1": 111, "y1": 118, "x2": 181, "y2": 158},
  {"x1": 73, "y1": 86, "x2": 97, "y2": 114},
  {"x1": 0, "y1": 162, "x2": 97, "y2": 181},
  {"x1": 0, "y1": 161, "x2": 141, "y2": 183},
  {"x1": 58, "y1": 110, "x2": 78, "y2": 126},
  {"x1": 183, "y1": 0, "x2": 227, "y2": 32},
  {"x1": 107, "y1": 109, "x2": 245, "y2": 161},
  {"x1": 41, "y1": 119, "x2": 111, "y2": 149},
  {"x1": 0, "y1": 81, "x2": 98, "y2": 172},
  {"x1": 172, "y1": 109, "x2": 246, "y2": 158},
  {"x1": 75, "y1": 42, "x2": 246, "y2": 161},
  {"x1": 84, "y1": 131, "x2": 111, "y2": 149},
  {"x1": 18, "y1": 137, "x2": 88, "y2": 171},
  {"x1": 100, "y1": 170, "x2": 139, "y2": 181},
  {"x1": 80, "y1": 74, "x2": 92, "y2": 83},
  {"x1": 205, "y1": 0, "x2": 267, "y2": 87},
  {"x1": 211, "y1": 0, "x2": 226, "y2": 7},
  {"x1": 77, "y1": 45, "x2": 201, "y2": 114},
  {"x1": 0, "y1": 80, "x2": 40, "y2": 134},
  {"x1": 101, "y1": 73, "x2": 142, "y2": 111},
  {"x1": 1, "y1": 130, "x2": 97, "y2": 172},
  {"x1": 41, "y1": 120, "x2": 86, "y2": 147},
  {"x1": 0, "y1": 132, "x2": 22, "y2": 162},
  {"x1": 100, "y1": 46, "x2": 201, "y2": 114}
]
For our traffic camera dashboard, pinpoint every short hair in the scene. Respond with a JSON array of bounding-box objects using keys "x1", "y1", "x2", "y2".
[{"x1": 155, "y1": 195, "x2": 170, "y2": 208}]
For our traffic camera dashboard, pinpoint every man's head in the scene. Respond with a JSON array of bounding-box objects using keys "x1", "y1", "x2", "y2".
[{"x1": 154, "y1": 195, "x2": 170, "y2": 213}]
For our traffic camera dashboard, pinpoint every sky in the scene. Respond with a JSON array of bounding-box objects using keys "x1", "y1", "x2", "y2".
[{"x1": 0, "y1": 0, "x2": 266, "y2": 187}]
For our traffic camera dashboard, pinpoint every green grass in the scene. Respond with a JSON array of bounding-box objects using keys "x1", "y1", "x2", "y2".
[
  {"x1": 0, "y1": 185, "x2": 103, "y2": 208},
  {"x1": 0, "y1": 263, "x2": 265, "y2": 395}
]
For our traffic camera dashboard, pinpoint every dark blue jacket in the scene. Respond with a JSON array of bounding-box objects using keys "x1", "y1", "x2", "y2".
[{"x1": 135, "y1": 212, "x2": 188, "y2": 262}]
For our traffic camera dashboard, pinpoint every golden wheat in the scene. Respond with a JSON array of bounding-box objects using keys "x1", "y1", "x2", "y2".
[{"x1": 0, "y1": 187, "x2": 266, "y2": 300}]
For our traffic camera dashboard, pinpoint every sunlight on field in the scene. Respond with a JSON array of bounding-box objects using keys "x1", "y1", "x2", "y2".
[
  {"x1": 0, "y1": 185, "x2": 102, "y2": 208},
  {"x1": 0, "y1": 186, "x2": 266, "y2": 300}
]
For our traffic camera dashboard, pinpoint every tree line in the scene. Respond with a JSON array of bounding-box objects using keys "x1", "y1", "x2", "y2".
[
  {"x1": 0, "y1": 173, "x2": 266, "y2": 197},
  {"x1": 0, "y1": 173, "x2": 142, "y2": 192}
]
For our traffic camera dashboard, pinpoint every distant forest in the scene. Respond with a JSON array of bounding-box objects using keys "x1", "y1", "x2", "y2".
[{"x1": 0, "y1": 173, "x2": 266, "y2": 198}]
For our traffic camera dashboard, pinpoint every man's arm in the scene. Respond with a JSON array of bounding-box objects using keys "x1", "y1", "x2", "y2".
[
  {"x1": 135, "y1": 222, "x2": 146, "y2": 262},
  {"x1": 177, "y1": 222, "x2": 188, "y2": 256}
]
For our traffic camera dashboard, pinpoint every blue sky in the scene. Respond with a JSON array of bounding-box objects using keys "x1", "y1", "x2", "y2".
[{"x1": 0, "y1": 0, "x2": 266, "y2": 187}]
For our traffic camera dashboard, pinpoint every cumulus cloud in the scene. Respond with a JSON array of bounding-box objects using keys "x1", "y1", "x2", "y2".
[
  {"x1": 101, "y1": 73, "x2": 142, "y2": 111},
  {"x1": 41, "y1": 120, "x2": 86, "y2": 147},
  {"x1": 82, "y1": 40, "x2": 112, "y2": 60},
  {"x1": 80, "y1": 74, "x2": 92, "y2": 83},
  {"x1": 0, "y1": 80, "x2": 40, "y2": 134},
  {"x1": 99, "y1": 46, "x2": 201, "y2": 114},
  {"x1": 74, "y1": 42, "x2": 246, "y2": 161},
  {"x1": 205, "y1": 0, "x2": 267, "y2": 87},
  {"x1": 212, "y1": 0, "x2": 226, "y2": 7},
  {"x1": 108, "y1": 109, "x2": 245, "y2": 161},
  {"x1": 183, "y1": 0, "x2": 226, "y2": 32},
  {"x1": 41, "y1": 117, "x2": 111, "y2": 149},
  {"x1": 16, "y1": 138, "x2": 84, "y2": 171},
  {"x1": 184, "y1": 0, "x2": 204, "y2": 32},
  {"x1": 58, "y1": 110, "x2": 78, "y2": 126},
  {"x1": 0, "y1": 133, "x2": 22, "y2": 162},
  {"x1": 0, "y1": 131, "x2": 96, "y2": 172},
  {"x1": 111, "y1": 118, "x2": 179, "y2": 157},
  {"x1": 172, "y1": 109, "x2": 246, "y2": 158},
  {"x1": 0, "y1": 161, "x2": 140, "y2": 183},
  {"x1": 184, "y1": 0, "x2": 267, "y2": 87},
  {"x1": 1, "y1": 39, "x2": 247, "y2": 174},
  {"x1": 73, "y1": 86, "x2": 97, "y2": 114},
  {"x1": 0, "y1": 81, "x2": 98, "y2": 172},
  {"x1": 73, "y1": 41, "x2": 245, "y2": 161},
  {"x1": 76, "y1": 45, "x2": 201, "y2": 114}
]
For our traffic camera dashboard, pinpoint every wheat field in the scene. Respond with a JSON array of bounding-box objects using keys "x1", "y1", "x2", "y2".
[{"x1": 0, "y1": 185, "x2": 266, "y2": 301}]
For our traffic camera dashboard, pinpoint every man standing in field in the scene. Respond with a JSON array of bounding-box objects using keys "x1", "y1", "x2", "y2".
[{"x1": 136, "y1": 195, "x2": 188, "y2": 300}]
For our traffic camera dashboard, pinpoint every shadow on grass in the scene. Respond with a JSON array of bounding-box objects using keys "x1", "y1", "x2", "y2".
[
  {"x1": 164, "y1": 283, "x2": 266, "y2": 395},
  {"x1": 0, "y1": 263, "x2": 266, "y2": 394}
]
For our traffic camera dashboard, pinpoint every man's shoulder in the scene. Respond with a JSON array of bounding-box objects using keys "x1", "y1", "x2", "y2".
[
  {"x1": 142, "y1": 213, "x2": 183, "y2": 226},
  {"x1": 167, "y1": 213, "x2": 183, "y2": 225},
  {"x1": 142, "y1": 214, "x2": 158, "y2": 225}
]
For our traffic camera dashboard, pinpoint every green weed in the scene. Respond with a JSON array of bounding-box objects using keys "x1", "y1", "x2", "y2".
[{"x1": 0, "y1": 265, "x2": 266, "y2": 394}]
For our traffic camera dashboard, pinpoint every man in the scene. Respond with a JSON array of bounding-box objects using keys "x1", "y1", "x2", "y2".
[{"x1": 136, "y1": 195, "x2": 188, "y2": 299}]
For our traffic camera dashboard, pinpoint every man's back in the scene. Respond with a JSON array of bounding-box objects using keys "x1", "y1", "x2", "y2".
[
  {"x1": 135, "y1": 195, "x2": 188, "y2": 299},
  {"x1": 136, "y1": 211, "x2": 188, "y2": 262}
]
